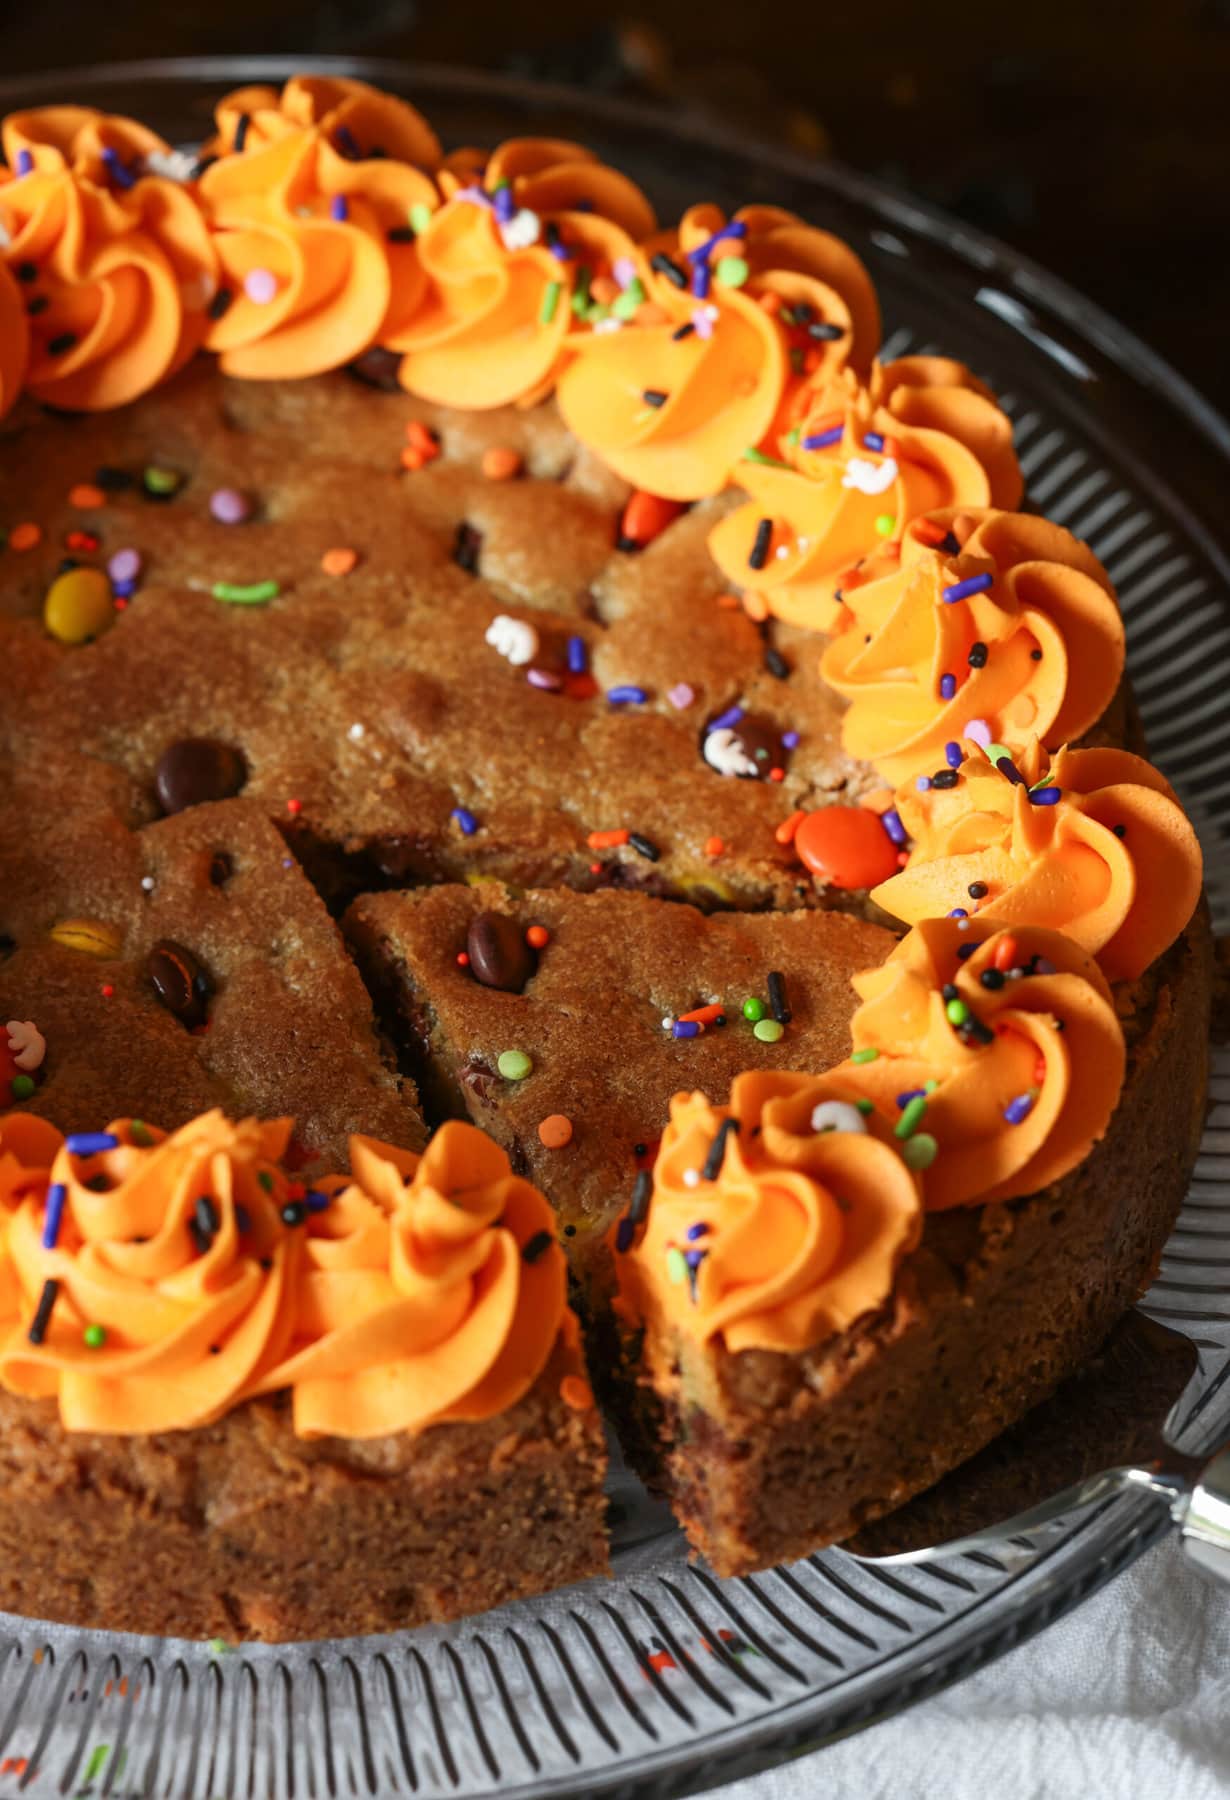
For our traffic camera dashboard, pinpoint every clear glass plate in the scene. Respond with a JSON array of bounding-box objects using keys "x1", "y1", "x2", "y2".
[{"x1": 0, "y1": 56, "x2": 1227, "y2": 1800}]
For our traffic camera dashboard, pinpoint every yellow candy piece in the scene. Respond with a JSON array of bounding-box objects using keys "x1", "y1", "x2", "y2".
[
  {"x1": 43, "y1": 568, "x2": 115, "y2": 645},
  {"x1": 49, "y1": 918, "x2": 123, "y2": 958}
]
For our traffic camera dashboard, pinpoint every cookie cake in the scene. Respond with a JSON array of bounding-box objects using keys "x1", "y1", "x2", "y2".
[{"x1": 0, "y1": 74, "x2": 1210, "y2": 1637}]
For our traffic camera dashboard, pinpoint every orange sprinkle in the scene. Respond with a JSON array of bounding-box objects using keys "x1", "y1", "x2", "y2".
[
  {"x1": 769, "y1": 766, "x2": 785, "y2": 781},
  {"x1": 590, "y1": 274, "x2": 619, "y2": 306},
  {"x1": 560, "y1": 1374, "x2": 594, "y2": 1410},
  {"x1": 526, "y1": 924, "x2": 550, "y2": 949},
  {"x1": 704, "y1": 835, "x2": 725, "y2": 856},
  {"x1": 882, "y1": 435, "x2": 902, "y2": 460},
  {"x1": 100, "y1": 984, "x2": 114, "y2": 999},
  {"x1": 807, "y1": 412, "x2": 845, "y2": 438},
  {"x1": 587, "y1": 828, "x2": 629, "y2": 849},
  {"x1": 775, "y1": 809, "x2": 806, "y2": 845},
  {"x1": 859, "y1": 787, "x2": 896, "y2": 814},
  {"x1": 404, "y1": 419, "x2": 439, "y2": 457},
  {"x1": 481, "y1": 445, "x2": 523, "y2": 481},
  {"x1": 400, "y1": 445, "x2": 427, "y2": 471},
  {"x1": 321, "y1": 546, "x2": 358, "y2": 576},
  {"x1": 69, "y1": 483, "x2": 105, "y2": 508},
  {"x1": 678, "y1": 1003, "x2": 724, "y2": 1027},
  {"x1": 742, "y1": 590, "x2": 770, "y2": 622},
  {"x1": 757, "y1": 291, "x2": 783, "y2": 315},
  {"x1": 589, "y1": 861, "x2": 602, "y2": 874},
  {"x1": 913, "y1": 517, "x2": 948, "y2": 547},
  {"x1": 635, "y1": 302, "x2": 670, "y2": 326},
  {"x1": 836, "y1": 566, "x2": 865, "y2": 592},
  {"x1": 538, "y1": 1113, "x2": 574, "y2": 1149},
  {"x1": 803, "y1": 346, "x2": 822, "y2": 374},
  {"x1": 716, "y1": 592, "x2": 741, "y2": 610},
  {"x1": 286, "y1": 797, "x2": 302, "y2": 816},
  {"x1": 8, "y1": 522, "x2": 41, "y2": 552},
  {"x1": 456, "y1": 951, "x2": 469, "y2": 967},
  {"x1": 993, "y1": 935, "x2": 1020, "y2": 971},
  {"x1": 620, "y1": 489, "x2": 683, "y2": 547}
]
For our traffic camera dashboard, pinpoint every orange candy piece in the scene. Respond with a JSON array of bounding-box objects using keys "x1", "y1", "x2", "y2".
[
  {"x1": 619, "y1": 490, "x2": 684, "y2": 547},
  {"x1": 8, "y1": 522, "x2": 41, "y2": 552},
  {"x1": 560, "y1": 1374, "x2": 594, "y2": 1410},
  {"x1": 537, "y1": 1114, "x2": 574, "y2": 1149},
  {"x1": 321, "y1": 547, "x2": 358, "y2": 576},
  {"x1": 794, "y1": 806, "x2": 900, "y2": 891}
]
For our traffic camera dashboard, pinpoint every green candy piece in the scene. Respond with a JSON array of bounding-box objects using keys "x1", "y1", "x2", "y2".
[
  {"x1": 10, "y1": 1074, "x2": 34, "y2": 1100},
  {"x1": 742, "y1": 996, "x2": 766, "y2": 1022},
  {"x1": 666, "y1": 1246, "x2": 688, "y2": 1286},
  {"x1": 855, "y1": 1097, "x2": 875, "y2": 1114},
  {"x1": 753, "y1": 1018, "x2": 784, "y2": 1044},
  {"x1": 497, "y1": 1049, "x2": 533, "y2": 1081},
  {"x1": 715, "y1": 255, "x2": 750, "y2": 287},
  {"x1": 901, "y1": 1132, "x2": 938, "y2": 1171}
]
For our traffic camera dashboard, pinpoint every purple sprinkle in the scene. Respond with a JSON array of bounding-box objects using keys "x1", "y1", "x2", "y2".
[
  {"x1": 612, "y1": 255, "x2": 637, "y2": 290},
  {"x1": 686, "y1": 1222, "x2": 710, "y2": 1240},
  {"x1": 607, "y1": 684, "x2": 648, "y2": 705},
  {"x1": 549, "y1": 238, "x2": 572, "y2": 260},
  {"x1": 41, "y1": 1183, "x2": 66, "y2": 1250},
  {"x1": 527, "y1": 668, "x2": 563, "y2": 691},
  {"x1": 781, "y1": 729, "x2": 800, "y2": 750},
  {"x1": 305, "y1": 1189, "x2": 331, "y2": 1213},
  {"x1": 998, "y1": 758, "x2": 1025, "y2": 787},
  {"x1": 965, "y1": 717, "x2": 992, "y2": 747},
  {"x1": 683, "y1": 1247, "x2": 706, "y2": 1269},
  {"x1": 802, "y1": 425, "x2": 844, "y2": 450},
  {"x1": 329, "y1": 195, "x2": 348, "y2": 222},
  {"x1": 956, "y1": 942, "x2": 977, "y2": 960},
  {"x1": 896, "y1": 1087, "x2": 928, "y2": 1109},
  {"x1": 943, "y1": 572, "x2": 995, "y2": 604},
  {"x1": 451, "y1": 807, "x2": 478, "y2": 835},
  {"x1": 673, "y1": 1020, "x2": 701, "y2": 1039},
  {"x1": 567, "y1": 635, "x2": 587, "y2": 674},
  {"x1": 915, "y1": 775, "x2": 932, "y2": 791},
  {"x1": 863, "y1": 431, "x2": 885, "y2": 452},
  {"x1": 335, "y1": 124, "x2": 361, "y2": 159},
  {"x1": 107, "y1": 547, "x2": 142, "y2": 584},
  {"x1": 709, "y1": 704, "x2": 745, "y2": 732},
  {"x1": 493, "y1": 184, "x2": 515, "y2": 224},
  {"x1": 691, "y1": 262, "x2": 712, "y2": 300},
  {"x1": 615, "y1": 1216, "x2": 634, "y2": 1253},
  {"x1": 1035, "y1": 956, "x2": 1057, "y2": 975},
  {"x1": 939, "y1": 673, "x2": 957, "y2": 701},
  {"x1": 101, "y1": 146, "x2": 136, "y2": 190},
  {"x1": 1004, "y1": 1092, "x2": 1037, "y2": 1126},
  {"x1": 948, "y1": 907, "x2": 969, "y2": 919},
  {"x1": 16, "y1": 149, "x2": 33, "y2": 176},
  {"x1": 881, "y1": 808, "x2": 906, "y2": 846},
  {"x1": 945, "y1": 741, "x2": 963, "y2": 769},
  {"x1": 686, "y1": 219, "x2": 748, "y2": 264},
  {"x1": 65, "y1": 1132, "x2": 119, "y2": 1157},
  {"x1": 1029, "y1": 785, "x2": 1062, "y2": 806},
  {"x1": 111, "y1": 578, "x2": 137, "y2": 599}
]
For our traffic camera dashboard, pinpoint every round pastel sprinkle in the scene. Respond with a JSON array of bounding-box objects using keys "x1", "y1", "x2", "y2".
[
  {"x1": 209, "y1": 487, "x2": 253, "y2": 525},
  {"x1": 742, "y1": 996, "x2": 765, "y2": 1022},
  {"x1": 715, "y1": 255, "x2": 749, "y2": 287},
  {"x1": 666, "y1": 1246, "x2": 688, "y2": 1285},
  {"x1": 916, "y1": 775, "x2": 932, "y2": 791},
  {"x1": 43, "y1": 568, "x2": 115, "y2": 645},
  {"x1": 667, "y1": 683, "x2": 695, "y2": 710},
  {"x1": 945, "y1": 997, "x2": 970, "y2": 1025},
  {"x1": 811, "y1": 1100, "x2": 868, "y2": 1135},
  {"x1": 965, "y1": 717, "x2": 992, "y2": 747},
  {"x1": 83, "y1": 1323, "x2": 107, "y2": 1349},
  {"x1": 538, "y1": 1114, "x2": 573, "y2": 1148},
  {"x1": 244, "y1": 268, "x2": 279, "y2": 305},
  {"x1": 108, "y1": 547, "x2": 142, "y2": 584},
  {"x1": 874, "y1": 514, "x2": 896, "y2": 537},
  {"x1": 753, "y1": 1018, "x2": 784, "y2": 1043},
  {"x1": 409, "y1": 202, "x2": 433, "y2": 234},
  {"x1": 497, "y1": 1049, "x2": 533, "y2": 1081},
  {"x1": 901, "y1": 1132, "x2": 938, "y2": 1170}
]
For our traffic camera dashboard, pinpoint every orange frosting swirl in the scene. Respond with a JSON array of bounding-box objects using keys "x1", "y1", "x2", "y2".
[
  {"x1": 820, "y1": 508, "x2": 1126, "y2": 784},
  {"x1": 872, "y1": 740, "x2": 1203, "y2": 981},
  {"x1": 199, "y1": 90, "x2": 440, "y2": 379},
  {"x1": 0, "y1": 1112, "x2": 568, "y2": 1439},
  {"x1": 205, "y1": 76, "x2": 442, "y2": 170},
  {"x1": 614, "y1": 1071, "x2": 921, "y2": 1354},
  {"x1": 394, "y1": 138, "x2": 655, "y2": 409},
  {"x1": 556, "y1": 203, "x2": 880, "y2": 499},
  {"x1": 0, "y1": 260, "x2": 29, "y2": 418},
  {"x1": 801, "y1": 919, "x2": 1126, "y2": 1210},
  {"x1": 0, "y1": 108, "x2": 219, "y2": 410},
  {"x1": 707, "y1": 359, "x2": 1024, "y2": 632}
]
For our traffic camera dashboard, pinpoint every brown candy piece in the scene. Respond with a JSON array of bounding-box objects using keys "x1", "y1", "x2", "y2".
[
  {"x1": 466, "y1": 911, "x2": 536, "y2": 993},
  {"x1": 147, "y1": 939, "x2": 213, "y2": 1028},
  {"x1": 155, "y1": 739, "x2": 247, "y2": 815},
  {"x1": 730, "y1": 716, "x2": 784, "y2": 779}
]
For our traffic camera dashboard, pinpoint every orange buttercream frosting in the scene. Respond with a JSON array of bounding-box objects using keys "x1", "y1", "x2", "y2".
[
  {"x1": 556, "y1": 203, "x2": 880, "y2": 499},
  {"x1": 0, "y1": 261, "x2": 29, "y2": 418},
  {"x1": 802, "y1": 919, "x2": 1126, "y2": 1211},
  {"x1": 0, "y1": 1112, "x2": 568, "y2": 1438},
  {"x1": 614, "y1": 1071, "x2": 922, "y2": 1354},
  {"x1": 198, "y1": 82, "x2": 440, "y2": 380},
  {"x1": 394, "y1": 138, "x2": 655, "y2": 409},
  {"x1": 873, "y1": 740, "x2": 1203, "y2": 982},
  {"x1": 820, "y1": 508, "x2": 1126, "y2": 784},
  {"x1": 0, "y1": 107, "x2": 218, "y2": 410},
  {"x1": 708, "y1": 358, "x2": 1023, "y2": 632}
]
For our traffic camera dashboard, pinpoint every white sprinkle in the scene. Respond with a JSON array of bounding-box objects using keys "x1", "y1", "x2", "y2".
[
  {"x1": 810, "y1": 1100, "x2": 868, "y2": 1136},
  {"x1": 841, "y1": 455, "x2": 898, "y2": 495},
  {"x1": 593, "y1": 316, "x2": 624, "y2": 335},
  {"x1": 661, "y1": 1016, "x2": 675, "y2": 1032},
  {"x1": 682, "y1": 1169, "x2": 700, "y2": 1188},
  {"x1": 141, "y1": 148, "x2": 198, "y2": 182},
  {"x1": 5, "y1": 1020, "x2": 45, "y2": 1072},
  {"x1": 485, "y1": 614, "x2": 539, "y2": 667},
  {"x1": 348, "y1": 721, "x2": 366, "y2": 742},
  {"x1": 140, "y1": 875, "x2": 155, "y2": 893},
  {"x1": 703, "y1": 727, "x2": 759, "y2": 778},
  {"x1": 499, "y1": 207, "x2": 541, "y2": 251}
]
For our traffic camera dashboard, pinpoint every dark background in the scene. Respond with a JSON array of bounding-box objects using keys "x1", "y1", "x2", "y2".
[{"x1": 6, "y1": 0, "x2": 1229, "y2": 412}]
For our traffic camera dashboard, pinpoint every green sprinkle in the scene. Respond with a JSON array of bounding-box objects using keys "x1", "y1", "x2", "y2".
[
  {"x1": 612, "y1": 279, "x2": 646, "y2": 320},
  {"x1": 895, "y1": 1095, "x2": 928, "y2": 1139},
  {"x1": 924, "y1": 1079, "x2": 939, "y2": 1093},
  {"x1": 851, "y1": 1046, "x2": 880, "y2": 1064},
  {"x1": 570, "y1": 266, "x2": 592, "y2": 315},
  {"x1": 83, "y1": 1323, "x2": 106, "y2": 1349},
  {"x1": 583, "y1": 302, "x2": 611, "y2": 324},
  {"x1": 84, "y1": 1746, "x2": 110, "y2": 1783},
  {"x1": 874, "y1": 514, "x2": 897, "y2": 538},
  {"x1": 742, "y1": 447, "x2": 793, "y2": 470},
  {"x1": 539, "y1": 281, "x2": 562, "y2": 325},
  {"x1": 945, "y1": 998, "x2": 970, "y2": 1026},
  {"x1": 129, "y1": 1118, "x2": 154, "y2": 1145},
  {"x1": 409, "y1": 202, "x2": 433, "y2": 235},
  {"x1": 742, "y1": 997, "x2": 766, "y2": 1022},
  {"x1": 492, "y1": 178, "x2": 511, "y2": 192},
  {"x1": 143, "y1": 465, "x2": 182, "y2": 496},
  {"x1": 901, "y1": 1132, "x2": 938, "y2": 1171},
  {"x1": 753, "y1": 1018, "x2": 784, "y2": 1044},
  {"x1": 497, "y1": 1049, "x2": 533, "y2": 1081},
  {"x1": 986, "y1": 743, "x2": 1012, "y2": 764},
  {"x1": 207, "y1": 1637, "x2": 230, "y2": 1656},
  {"x1": 715, "y1": 254, "x2": 750, "y2": 287},
  {"x1": 10, "y1": 1073, "x2": 34, "y2": 1100},
  {"x1": 212, "y1": 580, "x2": 279, "y2": 605},
  {"x1": 258, "y1": 1171, "x2": 273, "y2": 1192},
  {"x1": 855, "y1": 1097, "x2": 875, "y2": 1114},
  {"x1": 785, "y1": 426, "x2": 801, "y2": 446},
  {"x1": 666, "y1": 1246, "x2": 687, "y2": 1286}
]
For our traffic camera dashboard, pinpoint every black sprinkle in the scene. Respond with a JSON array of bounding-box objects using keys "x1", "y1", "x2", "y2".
[
  {"x1": 749, "y1": 518, "x2": 773, "y2": 571},
  {"x1": 714, "y1": 1013, "x2": 727, "y2": 1027},
  {"x1": 766, "y1": 970, "x2": 791, "y2": 1024},
  {"x1": 387, "y1": 225, "x2": 415, "y2": 243},
  {"x1": 235, "y1": 1204, "x2": 251, "y2": 1233},
  {"x1": 615, "y1": 533, "x2": 639, "y2": 553},
  {"x1": 967, "y1": 881, "x2": 988, "y2": 899},
  {"x1": 209, "y1": 851, "x2": 233, "y2": 886},
  {"x1": 26, "y1": 296, "x2": 49, "y2": 317},
  {"x1": 641, "y1": 389, "x2": 669, "y2": 409},
  {"x1": 701, "y1": 1117, "x2": 740, "y2": 1181},
  {"x1": 629, "y1": 1168, "x2": 652, "y2": 1225},
  {"x1": 807, "y1": 321, "x2": 845, "y2": 341},
  {"x1": 0, "y1": 934, "x2": 15, "y2": 960},
  {"x1": 189, "y1": 153, "x2": 218, "y2": 181},
  {"x1": 280, "y1": 1200, "x2": 307, "y2": 1227},
  {"x1": 15, "y1": 262, "x2": 37, "y2": 284},
  {"x1": 194, "y1": 1195, "x2": 220, "y2": 1237},
  {"x1": 28, "y1": 1278, "x2": 58, "y2": 1345},
  {"x1": 941, "y1": 982, "x2": 959, "y2": 1001},
  {"x1": 966, "y1": 1017, "x2": 996, "y2": 1045},
  {"x1": 563, "y1": 1223, "x2": 576, "y2": 1236},
  {"x1": 671, "y1": 322, "x2": 696, "y2": 342},
  {"x1": 650, "y1": 251, "x2": 688, "y2": 288},
  {"x1": 522, "y1": 1229, "x2": 554, "y2": 1264},
  {"x1": 633, "y1": 1143, "x2": 647, "y2": 1158},
  {"x1": 1030, "y1": 648, "x2": 1043, "y2": 660},
  {"x1": 207, "y1": 287, "x2": 233, "y2": 321},
  {"x1": 188, "y1": 1218, "x2": 212, "y2": 1256},
  {"x1": 932, "y1": 769, "x2": 959, "y2": 789},
  {"x1": 941, "y1": 530, "x2": 962, "y2": 555},
  {"x1": 980, "y1": 968, "x2": 1006, "y2": 990},
  {"x1": 57, "y1": 557, "x2": 80, "y2": 575},
  {"x1": 233, "y1": 113, "x2": 251, "y2": 153},
  {"x1": 1113, "y1": 823, "x2": 1127, "y2": 838},
  {"x1": 764, "y1": 646, "x2": 790, "y2": 680},
  {"x1": 48, "y1": 332, "x2": 78, "y2": 356},
  {"x1": 209, "y1": 1345, "x2": 221, "y2": 1355},
  {"x1": 259, "y1": 1256, "x2": 273, "y2": 1270},
  {"x1": 968, "y1": 641, "x2": 988, "y2": 669},
  {"x1": 955, "y1": 942, "x2": 977, "y2": 961},
  {"x1": 453, "y1": 522, "x2": 483, "y2": 574},
  {"x1": 628, "y1": 832, "x2": 660, "y2": 862},
  {"x1": 95, "y1": 465, "x2": 135, "y2": 491}
]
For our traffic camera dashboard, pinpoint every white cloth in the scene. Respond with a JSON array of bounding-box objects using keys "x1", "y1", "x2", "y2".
[{"x1": 722, "y1": 1538, "x2": 1230, "y2": 1800}]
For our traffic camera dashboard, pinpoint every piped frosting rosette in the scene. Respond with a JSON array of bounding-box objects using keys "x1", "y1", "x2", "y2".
[
  {"x1": 707, "y1": 359, "x2": 1023, "y2": 632},
  {"x1": 820, "y1": 508, "x2": 1126, "y2": 784},
  {"x1": 0, "y1": 108, "x2": 218, "y2": 409},
  {"x1": 556, "y1": 203, "x2": 880, "y2": 499},
  {"x1": 613, "y1": 1070, "x2": 921, "y2": 1354},
  {"x1": 0, "y1": 261, "x2": 29, "y2": 418},
  {"x1": 249, "y1": 1120, "x2": 567, "y2": 1436},
  {"x1": 872, "y1": 739, "x2": 1203, "y2": 982},
  {"x1": 198, "y1": 84, "x2": 441, "y2": 378},
  {"x1": 792, "y1": 919, "x2": 1126, "y2": 1211},
  {"x1": 393, "y1": 138, "x2": 656, "y2": 408}
]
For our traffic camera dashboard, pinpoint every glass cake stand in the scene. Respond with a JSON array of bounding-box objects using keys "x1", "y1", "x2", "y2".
[{"x1": 1, "y1": 56, "x2": 1229, "y2": 1800}]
